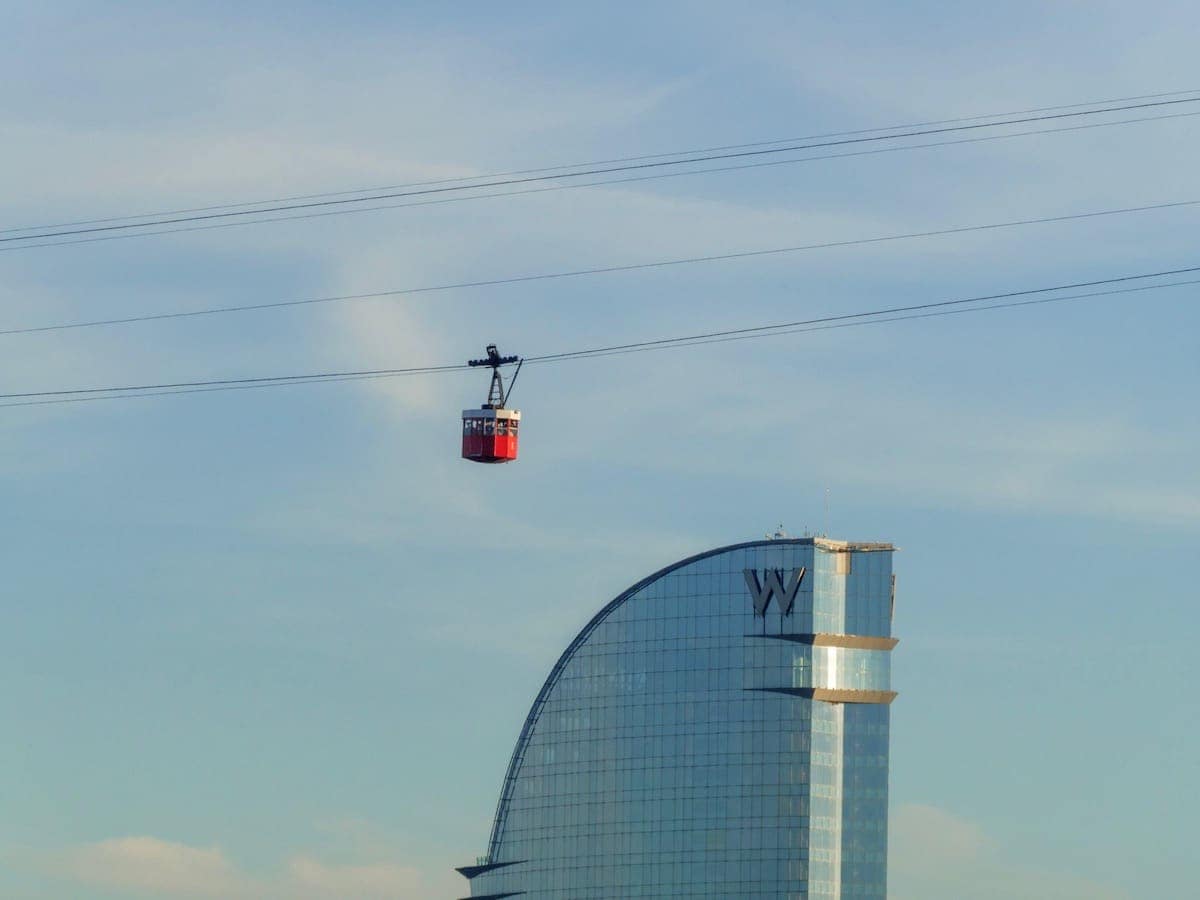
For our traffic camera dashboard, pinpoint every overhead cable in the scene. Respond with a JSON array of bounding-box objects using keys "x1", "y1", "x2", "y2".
[
  {"x1": 2, "y1": 265, "x2": 1195, "y2": 408},
  {"x1": 4, "y1": 95, "x2": 1199, "y2": 246},
  {"x1": 522, "y1": 266, "x2": 1200, "y2": 363},
  {"x1": 3, "y1": 196, "x2": 1198, "y2": 336},
  {"x1": 5, "y1": 87, "x2": 1198, "y2": 237},
  {"x1": 7, "y1": 108, "x2": 1200, "y2": 253}
]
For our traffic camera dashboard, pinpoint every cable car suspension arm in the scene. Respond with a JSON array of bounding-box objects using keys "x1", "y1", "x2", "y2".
[{"x1": 468, "y1": 344, "x2": 522, "y2": 408}]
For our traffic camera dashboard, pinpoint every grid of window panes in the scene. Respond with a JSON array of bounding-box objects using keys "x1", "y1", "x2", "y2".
[
  {"x1": 470, "y1": 541, "x2": 893, "y2": 899},
  {"x1": 839, "y1": 705, "x2": 889, "y2": 897}
]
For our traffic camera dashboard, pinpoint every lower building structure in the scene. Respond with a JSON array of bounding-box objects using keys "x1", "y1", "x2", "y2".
[{"x1": 459, "y1": 536, "x2": 898, "y2": 899}]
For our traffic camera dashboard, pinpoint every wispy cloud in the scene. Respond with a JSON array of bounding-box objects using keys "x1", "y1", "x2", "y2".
[
  {"x1": 51, "y1": 837, "x2": 247, "y2": 898},
  {"x1": 36, "y1": 833, "x2": 452, "y2": 900},
  {"x1": 891, "y1": 803, "x2": 1130, "y2": 900}
]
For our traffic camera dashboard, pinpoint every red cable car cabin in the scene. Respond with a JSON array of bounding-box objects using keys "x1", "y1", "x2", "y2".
[
  {"x1": 461, "y1": 344, "x2": 522, "y2": 464},
  {"x1": 461, "y1": 407, "x2": 520, "y2": 463}
]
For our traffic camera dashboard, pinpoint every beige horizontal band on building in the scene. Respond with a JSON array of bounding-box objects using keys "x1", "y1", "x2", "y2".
[
  {"x1": 811, "y1": 634, "x2": 899, "y2": 651},
  {"x1": 751, "y1": 687, "x2": 899, "y2": 705},
  {"x1": 749, "y1": 633, "x2": 899, "y2": 651},
  {"x1": 811, "y1": 688, "x2": 898, "y2": 705},
  {"x1": 813, "y1": 538, "x2": 896, "y2": 552}
]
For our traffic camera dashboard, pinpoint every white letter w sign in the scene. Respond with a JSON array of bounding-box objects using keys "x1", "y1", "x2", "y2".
[{"x1": 743, "y1": 567, "x2": 807, "y2": 616}]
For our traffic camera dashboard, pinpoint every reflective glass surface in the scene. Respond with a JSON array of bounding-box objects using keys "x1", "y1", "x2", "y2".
[
  {"x1": 467, "y1": 540, "x2": 894, "y2": 899},
  {"x1": 793, "y1": 647, "x2": 891, "y2": 693}
]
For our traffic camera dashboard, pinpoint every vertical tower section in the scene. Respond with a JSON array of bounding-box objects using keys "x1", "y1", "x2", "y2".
[
  {"x1": 813, "y1": 541, "x2": 895, "y2": 898},
  {"x1": 459, "y1": 537, "x2": 896, "y2": 899}
]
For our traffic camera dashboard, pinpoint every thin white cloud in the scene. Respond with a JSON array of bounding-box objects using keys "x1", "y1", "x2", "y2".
[
  {"x1": 286, "y1": 857, "x2": 423, "y2": 899},
  {"x1": 54, "y1": 837, "x2": 247, "y2": 898},
  {"x1": 40, "y1": 834, "x2": 447, "y2": 900},
  {"x1": 891, "y1": 804, "x2": 989, "y2": 874},
  {"x1": 42, "y1": 808, "x2": 1131, "y2": 900},
  {"x1": 890, "y1": 803, "x2": 1130, "y2": 900},
  {"x1": 520, "y1": 362, "x2": 1200, "y2": 530}
]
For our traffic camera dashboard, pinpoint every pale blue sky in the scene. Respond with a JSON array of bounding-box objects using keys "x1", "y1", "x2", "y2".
[{"x1": 2, "y1": 3, "x2": 1198, "y2": 898}]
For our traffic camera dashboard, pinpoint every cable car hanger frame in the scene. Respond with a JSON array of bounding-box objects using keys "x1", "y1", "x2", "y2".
[
  {"x1": 462, "y1": 344, "x2": 523, "y2": 464},
  {"x1": 468, "y1": 344, "x2": 522, "y2": 409}
]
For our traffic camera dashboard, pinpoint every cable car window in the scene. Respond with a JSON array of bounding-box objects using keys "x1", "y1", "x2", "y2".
[
  {"x1": 509, "y1": 419, "x2": 519, "y2": 432},
  {"x1": 484, "y1": 420, "x2": 495, "y2": 435}
]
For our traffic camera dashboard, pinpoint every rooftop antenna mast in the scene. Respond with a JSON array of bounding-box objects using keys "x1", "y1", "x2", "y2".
[{"x1": 468, "y1": 344, "x2": 521, "y2": 409}]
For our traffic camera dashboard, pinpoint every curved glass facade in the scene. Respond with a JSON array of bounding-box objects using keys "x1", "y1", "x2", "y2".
[{"x1": 460, "y1": 538, "x2": 896, "y2": 899}]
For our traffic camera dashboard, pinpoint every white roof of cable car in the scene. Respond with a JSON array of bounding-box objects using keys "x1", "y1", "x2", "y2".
[{"x1": 461, "y1": 408, "x2": 521, "y2": 419}]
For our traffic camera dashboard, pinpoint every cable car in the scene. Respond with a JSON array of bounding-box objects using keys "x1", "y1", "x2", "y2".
[{"x1": 462, "y1": 344, "x2": 522, "y2": 464}]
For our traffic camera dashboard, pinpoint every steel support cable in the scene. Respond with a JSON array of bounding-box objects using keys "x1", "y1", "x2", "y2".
[
  {"x1": 3, "y1": 195, "x2": 1197, "y2": 336},
  {"x1": 3, "y1": 279, "x2": 1195, "y2": 410},
  {"x1": 4, "y1": 95, "x2": 1200, "y2": 245},
  {"x1": 520, "y1": 265, "x2": 1200, "y2": 363},
  {"x1": 0, "y1": 371, "x2": 428, "y2": 408},
  {"x1": 5, "y1": 87, "x2": 1198, "y2": 237},
  {"x1": 0, "y1": 362, "x2": 469, "y2": 400},
  {"x1": 7, "y1": 109, "x2": 1200, "y2": 254},
  {"x1": 1, "y1": 266, "x2": 1196, "y2": 408},
  {"x1": 523, "y1": 278, "x2": 1200, "y2": 363}
]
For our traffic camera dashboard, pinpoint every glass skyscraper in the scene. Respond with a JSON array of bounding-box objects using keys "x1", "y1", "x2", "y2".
[{"x1": 459, "y1": 537, "x2": 897, "y2": 899}]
